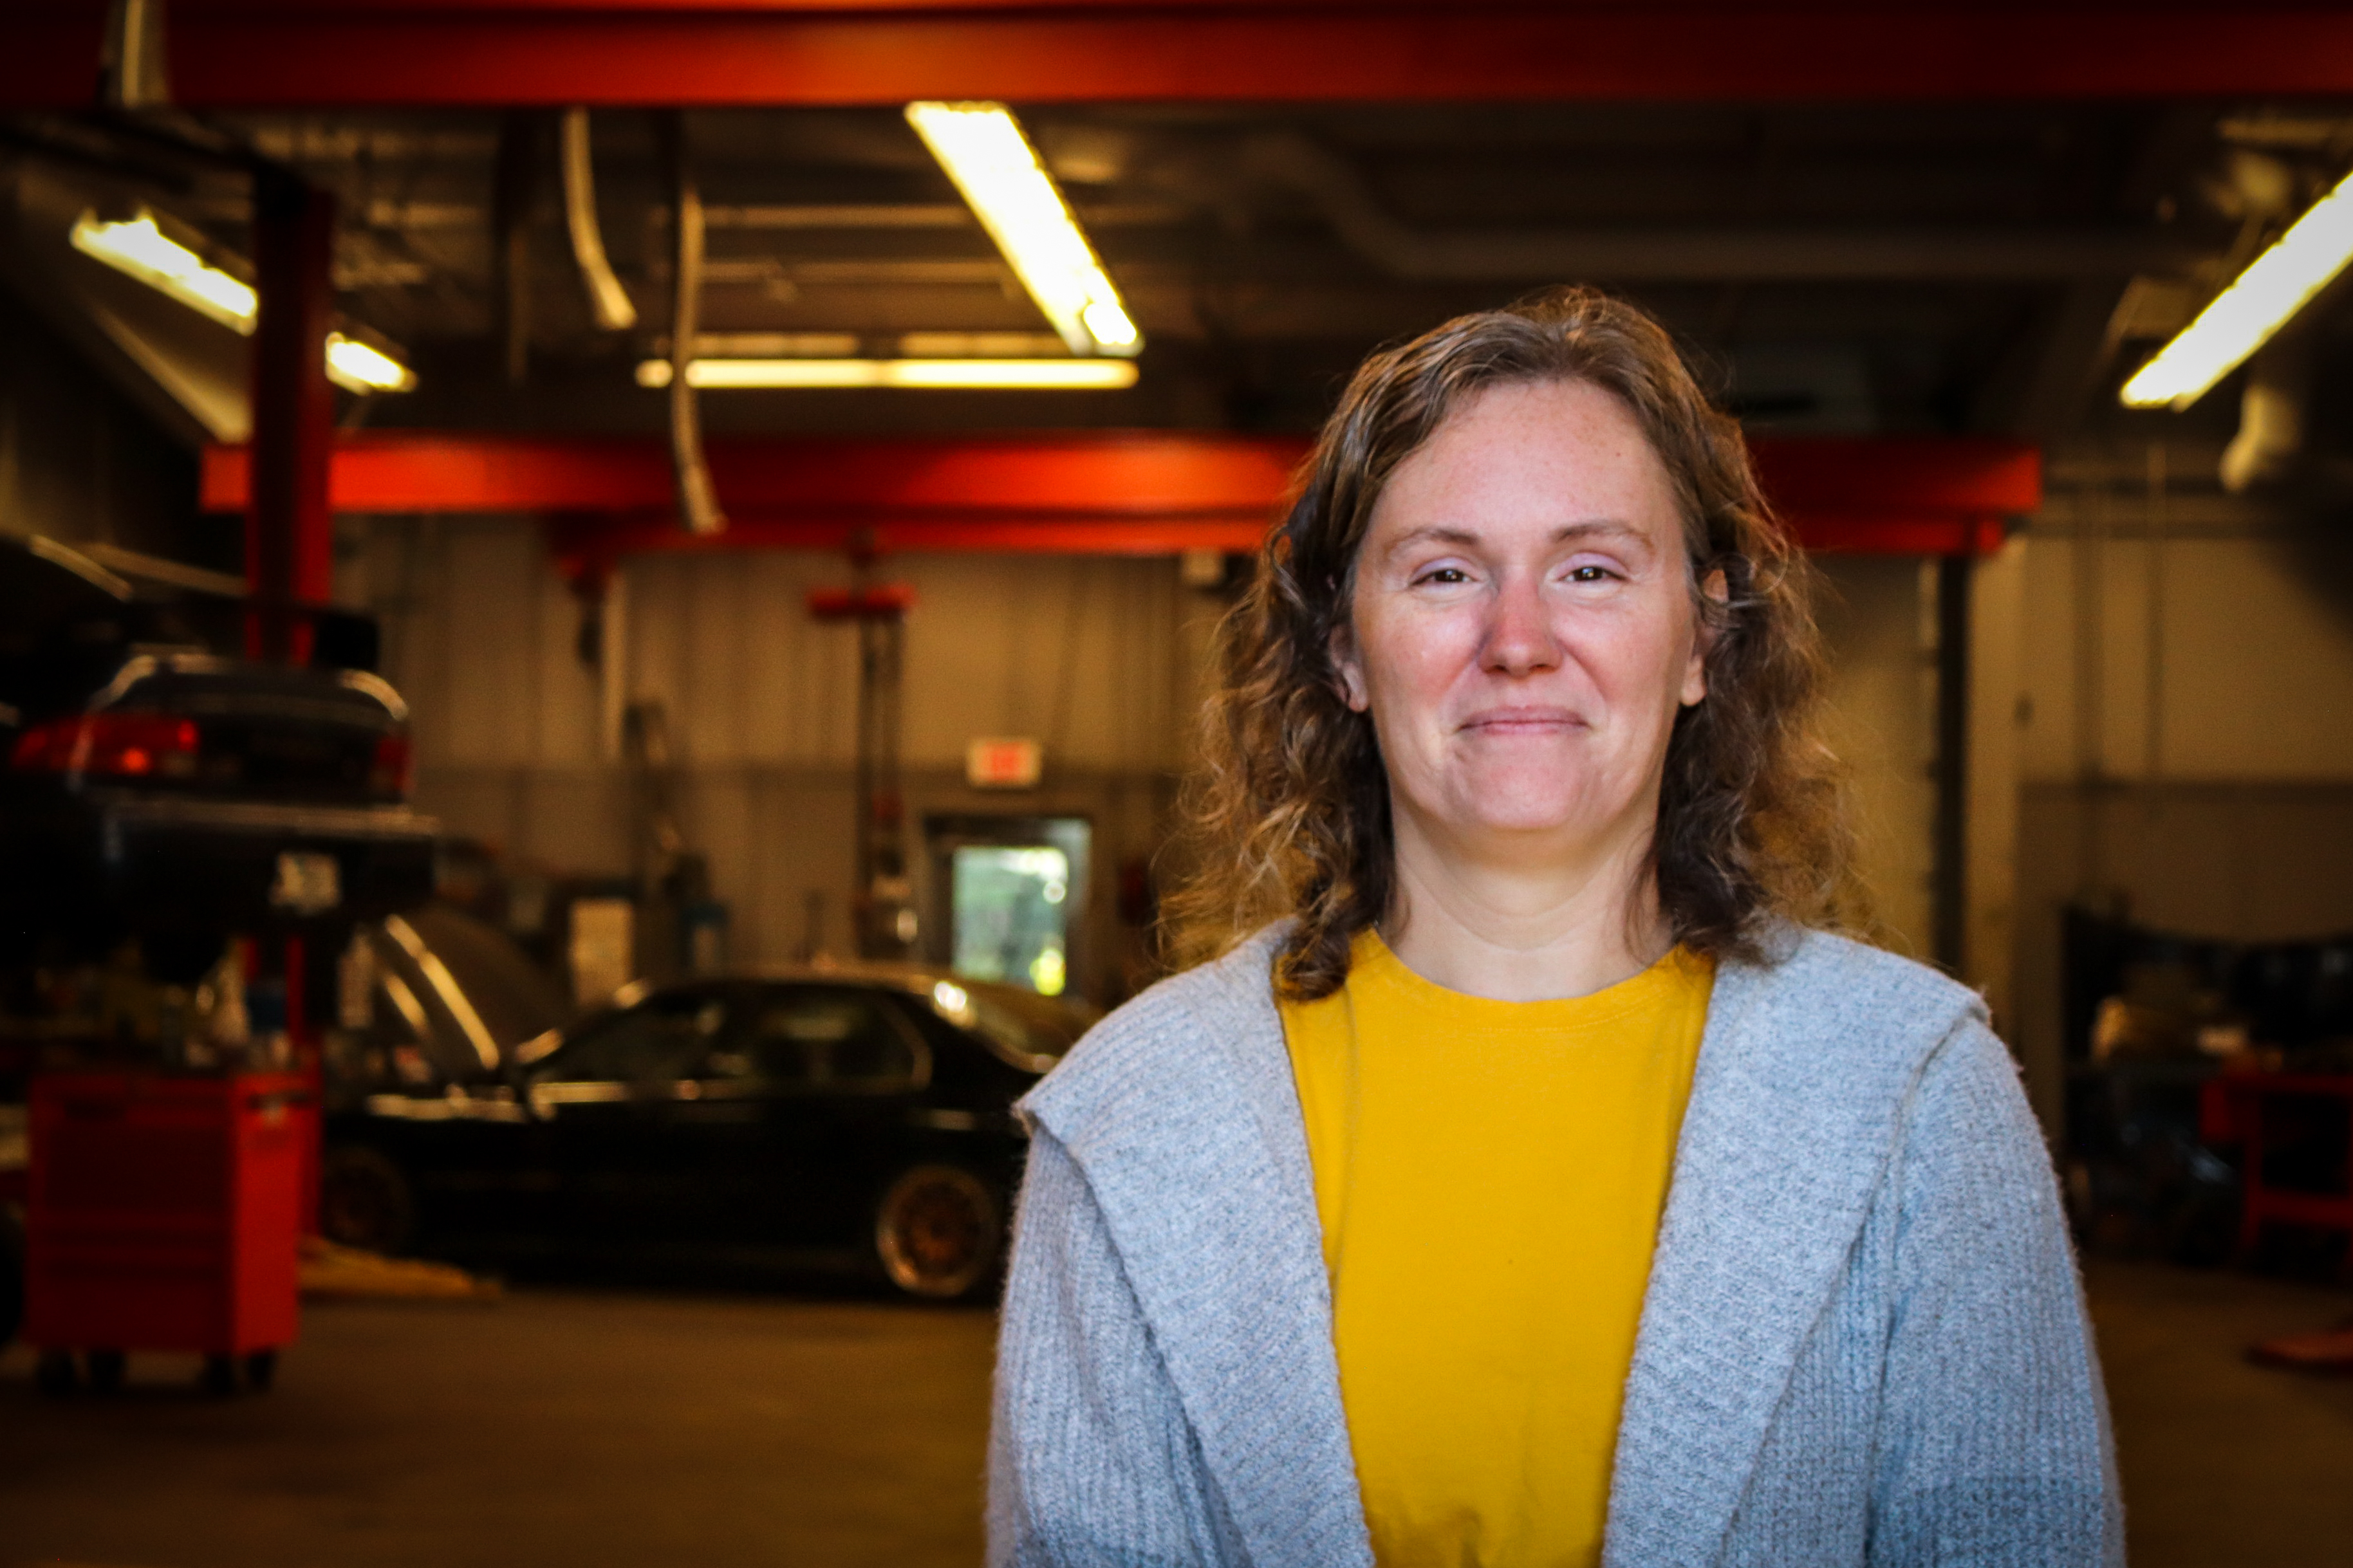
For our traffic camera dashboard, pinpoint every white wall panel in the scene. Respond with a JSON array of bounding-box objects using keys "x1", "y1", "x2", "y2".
[
  {"x1": 1814, "y1": 557, "x2": 1937, "y2": 961},
  {"x1": 2018, "y1": 533, "x2": 2353, "y2": 784}
]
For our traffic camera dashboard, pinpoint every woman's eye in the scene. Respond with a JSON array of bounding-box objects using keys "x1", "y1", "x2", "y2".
[
  {"x1": 1566, "y1": 564, "x2": 1617, "y2": 584},
  {"x1": 1416, "y1": 567, "x2": 1471, "y2": 586}
]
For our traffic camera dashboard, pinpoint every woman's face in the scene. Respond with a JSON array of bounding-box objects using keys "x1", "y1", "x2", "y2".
[{"x1": 1335, "y1": 378, "x2": 1710, "y2": 862}]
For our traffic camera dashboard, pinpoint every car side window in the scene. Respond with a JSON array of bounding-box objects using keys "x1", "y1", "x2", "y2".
[
  {"x1": 543, "y1": 990, "x2": 728, "y2": 1084},
  {"x1": 743, "y1": 988, "x2": 924, "y2": 1092}
]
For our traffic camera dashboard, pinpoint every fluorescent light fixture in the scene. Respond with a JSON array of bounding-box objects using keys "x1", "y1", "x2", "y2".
[
  {"x1": 325, "y1": 333, "x2": 417, "y2": 393},
  {"x1": 637, "y1": 358, "x2": 1138, "y2": 390},
  {"x1": 2121, "y1": 167, "x2": 2353, "y2": 409},
  {"x1": 682, "y1": 331, "x2": 864, "y2": 358},
  {"x1": 72, "y1": 207, "x2": 416, "y2": 395},
  {"x1": 903, "y1": 102, "x2": 1141, "y2": 358},
  {"x1": 72, "y1": 210, "x2": 257, "y2": 330},
  {"x1": 898, "y1": 331, "x2": 1067, "y2": 357}
]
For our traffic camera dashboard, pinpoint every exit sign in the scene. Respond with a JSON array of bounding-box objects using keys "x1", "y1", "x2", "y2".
[{"x1": 967, "y1": 737, "x2": 1043, "y2": 789}]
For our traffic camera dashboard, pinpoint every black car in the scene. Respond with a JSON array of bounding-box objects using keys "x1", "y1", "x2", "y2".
[
  {"x1": 0, "y1": 534, "x2": 435, "y2": 970},
  {"x1": 321, "y1": 966, "x2": 1092, "y2": 1298}
]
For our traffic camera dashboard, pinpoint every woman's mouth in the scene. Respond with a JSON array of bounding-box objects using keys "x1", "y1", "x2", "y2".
[{"x1": 1458, "y1": 705, "x2": 1584, "y2": 735}]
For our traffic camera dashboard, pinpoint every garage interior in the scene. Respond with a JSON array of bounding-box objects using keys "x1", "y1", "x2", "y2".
[{"x1": 6, "y1": 3, "x2": 2353, "y2": 1564}]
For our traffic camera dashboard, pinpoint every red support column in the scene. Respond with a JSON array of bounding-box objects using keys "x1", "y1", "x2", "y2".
[
  {"x1": 245, "y1": 171, "x2": 337, "y2": 1240},
  {"x1": 246, "y1": 169, "x2": 336, "y2": 664}
]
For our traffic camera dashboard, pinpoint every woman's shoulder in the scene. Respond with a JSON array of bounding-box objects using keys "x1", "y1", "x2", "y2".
[
  {"x1": 1018, "y1": 926, "x2": 1290, "y2": 1143},
  {"x1": 1712, "y1": 924, "x2": 1995, "y2": 1091},
  {"x1": 1737, "y1": 925, "x2": 1986, "y2": 1023}
]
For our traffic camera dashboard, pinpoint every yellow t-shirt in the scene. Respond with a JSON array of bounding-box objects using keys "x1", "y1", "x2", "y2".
[{"x1": 1279, "y1": 931, "x2": 1713, "y2": 1568}]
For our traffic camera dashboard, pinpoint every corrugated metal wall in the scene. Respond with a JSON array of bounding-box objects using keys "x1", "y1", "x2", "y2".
[{"x1": 346, "y1": 516, "x2": 1198, "y2": 998}]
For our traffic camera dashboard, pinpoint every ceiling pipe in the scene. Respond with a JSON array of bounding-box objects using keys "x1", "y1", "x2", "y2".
[
  {"x1": 560, "y1": 107, "x2": 637, "y2": 331},
  {"x1": 659, "y1": 112, "x2": 724, "y2": 537},
  {"x1": 100, "y1": 0, "x2": 171, "y2": 111},
  {"x1": 1240, "y1": 133, "x2": 2200, "y2": 283},
  {"x1": 492, "y1": 111, "x2": 535, "y2": 386},
  {"x1": 2218, "y1": 331, "x2": 2314, "y2": 493}
]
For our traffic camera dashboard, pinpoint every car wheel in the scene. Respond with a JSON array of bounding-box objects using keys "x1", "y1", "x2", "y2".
[
  {"x1": 873, "y1": 1165, "x2": 1002, "y2": 1300},
  {"x1": 319, "y1": 1145, "x2": 417, "y2": 1256}
]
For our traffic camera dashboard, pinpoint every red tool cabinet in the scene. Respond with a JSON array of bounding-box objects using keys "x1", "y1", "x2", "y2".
[
  {"x1": 24, "y1": 1071, "x2": 309, "y2": 1395},
  {"x1": 2200, "y1": 1072, "x2": 2353, "y2": 1258}
]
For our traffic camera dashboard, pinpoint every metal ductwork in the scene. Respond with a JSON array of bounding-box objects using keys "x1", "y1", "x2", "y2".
[
  {"x1": 560, "y1": 107, "x2": 636, "y2": 333},
  {"x1": 660, "y1": 113, "x2": 723, "y2": 538},
  {"x1": 1239, "y1": 133, "x2": 2198, "y2": 284}
]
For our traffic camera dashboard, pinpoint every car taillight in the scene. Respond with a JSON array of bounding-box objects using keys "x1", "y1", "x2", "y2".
[
  {"x1": 371, "y1": 733, "x2": 413, "y2": 796},
  {"x1": 9, "y1": 714, "x2": 201, "y2": 779}
]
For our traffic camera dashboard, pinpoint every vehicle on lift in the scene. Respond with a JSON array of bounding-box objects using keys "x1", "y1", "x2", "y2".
[
  {"x1": 0, "y1": 533, "x2": 436, "y2": 975},
  {"x1": 320, "y1": 966, "x2": 1092, "y2": 1299}
]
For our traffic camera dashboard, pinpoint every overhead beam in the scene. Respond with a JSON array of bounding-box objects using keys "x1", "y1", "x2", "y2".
[
  {"x1": 10, "y1": 3, "x2": 2353, "y2": 109},
  {"x1": 200, "y1": 429, "x2": 2035, "y2": 559},
  {"x1": 202, "y1": 431, "x2": 1309, "y2": 518}
]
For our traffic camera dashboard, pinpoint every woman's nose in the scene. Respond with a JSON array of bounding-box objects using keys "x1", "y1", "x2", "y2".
[{"x1": 1478, "y1": 578, "x2": 1561, "y2": 676}]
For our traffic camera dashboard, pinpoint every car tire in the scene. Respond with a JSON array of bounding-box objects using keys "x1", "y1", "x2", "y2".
[
  {"x1": 873, "y1": 1164, "x2": 1003, "y2": 1300},
  {"x1": 319, "y1": 1145, "x2": 418, "y2": 1257}
]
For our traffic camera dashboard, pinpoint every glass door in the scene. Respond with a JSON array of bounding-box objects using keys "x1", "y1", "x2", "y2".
[{"x1": 925, "y1": 816, "x2": 1091, "y2": 1001}]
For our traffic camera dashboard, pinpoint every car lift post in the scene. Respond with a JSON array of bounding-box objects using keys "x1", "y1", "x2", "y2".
[
  {"x1": 246, "y1": 166, "x2": 338, "y2": 1233},
  {"x1": 807, "y1": 554, "x2": 916, "y2": 963},
  {"x1": 246, "y1": 166, "x2": 336, "y2": 663}
]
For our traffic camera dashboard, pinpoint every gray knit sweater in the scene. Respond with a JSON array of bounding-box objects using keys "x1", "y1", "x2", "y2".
[{"x1": 989, "y1": 926, "x2": 2123, "y2": 1567}]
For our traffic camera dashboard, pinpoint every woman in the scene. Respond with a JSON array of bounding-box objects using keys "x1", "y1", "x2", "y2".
[{"x1": 989, "y1": 290, "x2": 2119, "y2": 1567}]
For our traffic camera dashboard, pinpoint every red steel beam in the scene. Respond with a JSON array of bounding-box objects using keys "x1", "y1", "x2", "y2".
[
  {"x1": 200, "y1": 430, "x2": 2036, "y2": 558},
  {"x1": 1751, "y1": 437, "x2": 2043, "y2": 519},
  {"x1": 245, "y1": 171, "x2": 339, "y2": 659},
  {"x1": 201, "y1": 430, "x2": 1308, "y2": 517},
  {"x1": 12, "y1": 3, "x2": 2353, "y2": 109}
]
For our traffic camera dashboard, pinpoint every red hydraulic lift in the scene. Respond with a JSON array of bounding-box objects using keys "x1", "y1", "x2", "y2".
[{"x1": 21, "y1": 159, "x2": 336, "y2": 1399}]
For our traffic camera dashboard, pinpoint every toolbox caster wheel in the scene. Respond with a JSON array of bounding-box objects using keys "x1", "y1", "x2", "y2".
[
  {"x1": 35, "y1": 1349, "x2": 79, "y2": 1396},
  {"x1": 85, "y1": 1349, "x2": 126, "y2": 1393},
  {"x1": 243, "y1": 1350, "x2": 278, "y2": 1392},
  {"x1": 200, "y1": 1354, "x2": 239, "y2": 1398}
]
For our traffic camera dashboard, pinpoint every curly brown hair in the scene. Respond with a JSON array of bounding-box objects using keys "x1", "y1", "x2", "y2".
[{"x1": 1169, "y1": 287, "x2": 1855, "y2": 1000}]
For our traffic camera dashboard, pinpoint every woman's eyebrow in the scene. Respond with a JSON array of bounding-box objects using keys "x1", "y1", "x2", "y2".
[
  {"x1": 1550, "y1": 519, "x2": 1646, "y2": 548},
  {"x1": 1379, "y1": 517, "x2": 1652, "y2": 560},
  {"x1": 1384, "y1": 524, "x2": 1483, "y2": 554}
]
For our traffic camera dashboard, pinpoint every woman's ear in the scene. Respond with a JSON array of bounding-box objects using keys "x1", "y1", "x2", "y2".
[
  {"x1": 1682, "y1": 567, "x2": 1728, "y2": 707},
  {"x1": 1329, "y1": 623, "x2": 1370, "y2": 712}
]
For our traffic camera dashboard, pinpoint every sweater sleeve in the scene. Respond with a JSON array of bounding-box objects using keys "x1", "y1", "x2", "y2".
[
  {"x1": 989, "y1": 1128, "x2": 1236, "y2": 1568},
  {"x1": 1868, "y1": 1017, "x2": 2126, "y2": 1568}
]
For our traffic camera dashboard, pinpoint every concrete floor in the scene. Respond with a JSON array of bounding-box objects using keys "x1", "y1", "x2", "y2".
[
  {"x1": 0, "y1": 1289, "x2": 995, "y2": 1568},
  {"x1": 2086, "y1": 1257, "x2": 2353, "y2": 1567},
  {"x1": 1, "y1": 1260, "x2": 2347, "y2": 1567}
]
